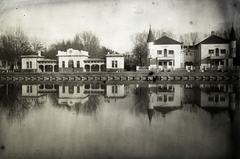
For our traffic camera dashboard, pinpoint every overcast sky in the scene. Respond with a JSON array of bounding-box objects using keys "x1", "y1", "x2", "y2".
[{"x1": 0, "y1": 0, "x2": 239, "y2": 53}]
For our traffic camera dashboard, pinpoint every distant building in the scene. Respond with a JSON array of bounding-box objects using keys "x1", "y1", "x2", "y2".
[
  {"x1": 57, "y1": 48, "x2": 124, "y2": 72},
  {"x1": 181, "y1": 45, "x2": 198, "y2": 68},
  {"x1": 21, "y1": 48, "x2": 124, "y2": 73},
  {"x1": 105, "y1": 53, "x2": 124, "y2": 72},
  {"x1": 21, "y1": 51, "x2": 57, "y2": 72},
  {"x1": 147, "y1": 27, "x2": 182, "y2": 71},
  {"x1": 196, "y1": 26, "x2": 237, "y2": 70}
]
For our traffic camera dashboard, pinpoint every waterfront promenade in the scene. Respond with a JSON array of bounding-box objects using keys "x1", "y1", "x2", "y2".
[{"x1": 0, "y1": 70, "x2": 240, "y2": 83}]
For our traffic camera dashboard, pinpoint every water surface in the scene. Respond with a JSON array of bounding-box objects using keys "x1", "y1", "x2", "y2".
[{"x1": 0, "y1": 83, "x2": 239, "y2": 159}]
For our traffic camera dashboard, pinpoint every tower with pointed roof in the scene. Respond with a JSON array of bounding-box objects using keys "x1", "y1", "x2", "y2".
[
  {"x1": 229, "y1": 25, "x2": 237, "y2": 58},
  {"x1": 147, "y1": 25, "x2": 155, "y2": 66}
]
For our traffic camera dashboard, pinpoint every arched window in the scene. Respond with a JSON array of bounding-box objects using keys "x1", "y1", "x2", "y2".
[
  {"x1": 164, "y1": 49, "x2": 167, "y2": 57},
  {"x1": 216, "y1": 48, "x2": 219, "y2": 56},
  {"x1": 68, "y1": 60, "x2": 74, "y2": 68}
]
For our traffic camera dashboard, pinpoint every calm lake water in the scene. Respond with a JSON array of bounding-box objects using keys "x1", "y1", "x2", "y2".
[{"x1": 0, "y1": 82, "x2": 240, "y2": 159}]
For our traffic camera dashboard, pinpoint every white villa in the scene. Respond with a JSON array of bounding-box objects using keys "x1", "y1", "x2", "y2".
[
  {"x1": 145, "y1": 25, "x2": 237, "y2": 71},
  {"x1": 147, "y1": 28, "x2": 182, "y2": 71},
  {"x1": 196, "y1": 26, "x2": 237, "y2": 71}
]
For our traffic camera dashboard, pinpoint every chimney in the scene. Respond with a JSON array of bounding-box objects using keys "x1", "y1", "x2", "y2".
[
  {"x1": 37, "y1": 50, "x2": 41, "y2": 57},
  {"x1": 211, "y1": 31, "x2": 215, "y2": 36}
]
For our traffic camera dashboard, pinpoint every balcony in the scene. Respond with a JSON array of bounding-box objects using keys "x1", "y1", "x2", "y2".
[{"x1": 209, "y1": 53, "x2": 228, "y2": 60}]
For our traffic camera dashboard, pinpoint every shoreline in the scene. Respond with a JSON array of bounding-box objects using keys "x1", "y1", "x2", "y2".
[{"x1": 0, "y1": 71, "x2": 240, "y2": 83}]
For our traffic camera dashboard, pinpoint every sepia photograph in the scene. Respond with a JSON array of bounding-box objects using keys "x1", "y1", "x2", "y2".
[{"x1": 0, "y1": 0, "x2": 240, "y2": 159}]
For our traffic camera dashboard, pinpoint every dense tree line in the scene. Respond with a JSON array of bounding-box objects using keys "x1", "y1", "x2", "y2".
[
  {"x1": 0, "y1": 27, "x2": 42, "y2": 68},
  {"x1": 0, "y1": 28, "x2": 116, "y2": 69}
]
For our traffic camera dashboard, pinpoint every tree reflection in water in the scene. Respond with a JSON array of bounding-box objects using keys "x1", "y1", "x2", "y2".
[
  {"x1": 53, "y1": 94, "x2": 101, "y2": 116},
  {"x1": 0, "y1": 84, "x2": 44, "y2": 122},
  {"x1": 75, "y1": 95, "x2": 101, "y2": 116},
  {"x1": 132, "y1": 85, "x2": 150, "y2": 115}
]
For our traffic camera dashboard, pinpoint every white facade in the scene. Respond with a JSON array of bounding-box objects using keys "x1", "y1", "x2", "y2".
[
  {"x1": 21, "y1": 55, "x2": 44, "y2": 71},
  {"x1": 57, "y1": 48, "x2": 89, "y2": 69},
  {"x1": 147, "y1": 35, "x2": 182, "y2": 70},
  {"x1": 106, "y1": 84, "x2": 125, "y2": 98},
  {"x1": 150, "y1": 44, "x2": 181, "y2": 69},
  {"x1": 198, "y1": 43, "x2": 232, "y2": 69},
  {"x1": 106, "y1": 54, "x2": 124, "y2": 71}
]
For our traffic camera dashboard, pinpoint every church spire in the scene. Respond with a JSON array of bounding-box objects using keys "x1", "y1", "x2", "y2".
[
  {"x1": 229, "y1": 24, "x2": 237, "y2": 41},
  {"x1": 147, "y1": 25, "x2": 155, "y2": 42}
]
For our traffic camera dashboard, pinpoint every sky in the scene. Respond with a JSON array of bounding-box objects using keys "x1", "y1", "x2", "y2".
[{"x1": 0, "y1": 0, "x2": 240, "y2": 53}]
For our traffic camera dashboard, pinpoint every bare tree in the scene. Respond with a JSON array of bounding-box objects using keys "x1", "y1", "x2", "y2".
[
  {"x1": 30, "y1": 37, "x2": 44, "y2": 53},
  {"x1": 79, "y1": 31, "x2": 101, "y2": 57},
  {"x1": 131, "y1": 31, "x2": 148, "y2": 66},
  {"x1": 0, "y1": 27, "x2": 32, "y2": 68},
  {"x1": 190, "y1": 32, "x2": 199, "y2": 45}
]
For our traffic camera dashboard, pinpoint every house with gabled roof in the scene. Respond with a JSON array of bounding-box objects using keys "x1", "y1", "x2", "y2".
[
  {"x1": 196, "y1": 26, "x2": 237, "y2": 70},
  {"x1": 147, "y1": 27, "x2": 182, "y2": 71}
]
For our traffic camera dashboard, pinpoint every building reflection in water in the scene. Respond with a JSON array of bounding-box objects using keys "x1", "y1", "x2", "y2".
[
  {"x1": 0, "y1": 82, "x2": 239, "y2": 158},
  {"x1": 105, "y1": 84, "x2": 126, "y2": 103},
  {"x1": 136, "y1": 83, "x2": 237, "y2": 126}
]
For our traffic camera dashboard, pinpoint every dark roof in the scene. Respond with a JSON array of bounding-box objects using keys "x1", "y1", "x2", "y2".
[
  {"x1": 196, "y1": 35, "x2": 229, "y2": 45},
  {"x1": 154, "y1": 36, "x2": 182, "y2": 45},
  {"x1": 229, "y1": 26, "x2": 237, "y2": 41},
  {"x1": 154, "y1": 106, "x2": 182, "y2": 115},
  {"x1": 105, "y1": 53, "x2": 124, "y2": 57},
  {"x1": 21, "y1": 55, "x2": 44, "y2": 58},
  {"x1": 147, "y1": 28, "x2": 155, "y2": 42},
  {"x1": 201, "y1": 106, "x2": 228, "y2": 118}
]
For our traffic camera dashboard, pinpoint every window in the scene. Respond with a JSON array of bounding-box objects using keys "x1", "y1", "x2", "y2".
[
  {"x1": 62, "y1": 61, "x2": 65, "y2": 68},
  {"x1": 26, "y1": 61, "x2": 29, "y2": 68},
  {"x1": 62, "y1": 86, "x2": 65, "y2": 93},
  {"x1": 68, "y1": 60, "x2": 74, "y2": 68},
  {"x1": 157, "y1": 50, "x2": 162, "y2": 55},
  {"x1": 221, "y1": 49, "x2": 226, "y2": 54},
  {"x1": 112, "y1": 85, "x2": 118, "y2": 93},
  {"x1": 77, "y1": 61, "x2": 80, "y2": 68},
  {"x1": 169, "y1": 62, "x2": 172, "y2": 66},
  {"x1": 221, "y1": 61, "x2": 224, "y2": 65},
  {"x1": 169, "y1": 50, "x2": 174, "y2": 55},
  {"x1": 112, "y1": 60, "x2": 114, "y2": 68},
  {"x1": 164, "y1": 49, "x2": 167, "y2": 57},
  {"x1": 27, "y1": 86, "x2": 32, "y2": 93},
  {"x1": 220, "y1": 96, "x2": 225, "y2": 102},
  {"x1": 30, "y1": 61, "x2": 32, "y2": 68},
  {"x1": 168, "y1": 96, "x2": 174, "y2": 101},
  {"x1": 208, "y1": 95, "x2": 214, "y2": 101},
  {"x1": 159, "y1": 61, "x2": 162, "y2": 66},
  {"x1": 112, "y1": 60, "x2": 118, "y2": 68},
  {"x1": 69, "y1": 86, "x2": 74, "y2": 94},
  {"x1": 157, "y1": 96, "x2": 162, "y2": 101},
  {"x1": 77, "y1": 86, "x2": 80, "y2": 93},
  {"x1": 209, "y1": 50, "x2": 214, "y2": 54}
]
